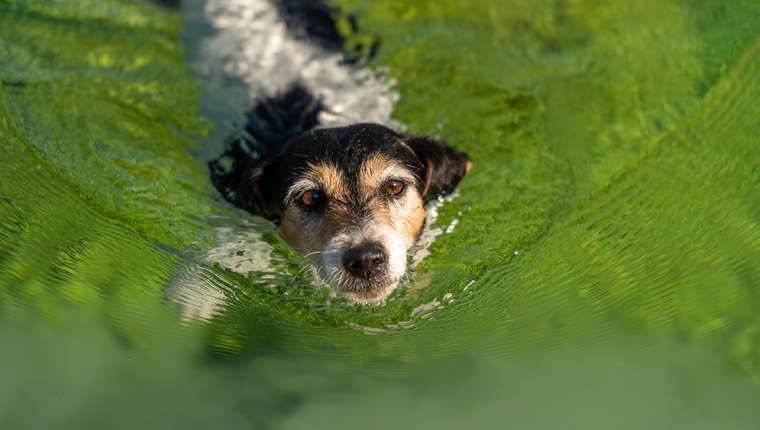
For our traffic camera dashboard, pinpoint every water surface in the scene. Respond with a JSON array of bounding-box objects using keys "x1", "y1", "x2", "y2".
[{"x1": 1, "y1": 0, "x2": 760, "y2": 428}]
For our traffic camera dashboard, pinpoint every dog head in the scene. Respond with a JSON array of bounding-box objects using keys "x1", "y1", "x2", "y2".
[{"x1": 235, "y1": 123, "x2": 470, "y2": 303}]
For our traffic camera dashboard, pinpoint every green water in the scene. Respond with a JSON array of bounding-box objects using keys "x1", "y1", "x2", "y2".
[{"x1": 2, "y1": 0, "x2": 760, "y2": 428}]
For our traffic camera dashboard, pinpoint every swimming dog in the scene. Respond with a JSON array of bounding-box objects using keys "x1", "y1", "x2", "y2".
[
  {"x1": 196, "y1": 0, "x2": 470, "y2": 304},
  {"x1": 212, "y1": 122, "x2": 470, "y2": 303}
]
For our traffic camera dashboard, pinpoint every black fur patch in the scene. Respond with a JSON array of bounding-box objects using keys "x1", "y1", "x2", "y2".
[
  {"x1": 209, "y1": 84, "x2": 323, "y2": 214},
  {"x1": 273, "y1": 0, "x2": 378, "y2": 63},
  {"x1": 405, "y1": 135, "x2": 471, "y2": 198},
  {"x1": 276, "y1": 0, "x2": 345, "y2": 52}
]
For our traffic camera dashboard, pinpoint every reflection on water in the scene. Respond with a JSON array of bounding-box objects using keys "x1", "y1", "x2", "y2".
[{"x1": 1, "y1": 0, "x2": 760, "y2": 428}]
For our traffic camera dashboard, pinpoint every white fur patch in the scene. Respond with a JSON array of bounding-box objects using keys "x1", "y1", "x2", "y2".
[
  {"x1": 191, "y1": 0, "x2": 399, "y2": 128},
  {"x1": 322, "y1": 221, "x2": 408, "y2": 303}
]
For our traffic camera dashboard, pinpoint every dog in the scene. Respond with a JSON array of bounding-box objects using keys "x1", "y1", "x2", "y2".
[
  {"x1": 212, "y1": 121, "x2": 470, "y2": 303},
  {"x1": 192, "y1": 0, "x2": 470, "y2": 305}
]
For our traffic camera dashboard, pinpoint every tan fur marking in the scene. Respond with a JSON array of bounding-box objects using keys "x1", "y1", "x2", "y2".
[
  {"x1": 281, "y1": 205, "x2": 353, "y2": 254},
  {"x1": 358, "y1": 155, "x2": 418, "y2": 199},
  {"x1": 359, "y1": 155, "x2": 393, "y2": 197},
  {"x1": 421, "y1": 160, "x2": 433, "y2": 197},
  {"x1": 279, "y1": 207, "x2": 312, "y2": 253},
  {"x1": 392, "y1": 193, "x2": 426, "y2": 244},
  {"x1": 357, "y1": 155, "x2": 426, "y2": 244},
  {"x1": 310, "y1": 163, "x2": 347, "y2": 200},
  {"x1": 280, "y1": 162, "x2": 352, "y2": 256}
]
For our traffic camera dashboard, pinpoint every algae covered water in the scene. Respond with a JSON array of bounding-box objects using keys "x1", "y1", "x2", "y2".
[{"x1": 2, "y1": 0, "x2": 760, "y2": 428}]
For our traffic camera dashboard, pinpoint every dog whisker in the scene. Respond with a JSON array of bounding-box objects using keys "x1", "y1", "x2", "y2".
[
  {"x1": 286, "y1": 262, "x2": 316, "y2": 290},
  {"x1": 301, "y1": 251, "x2": 324, "y2": 260}
]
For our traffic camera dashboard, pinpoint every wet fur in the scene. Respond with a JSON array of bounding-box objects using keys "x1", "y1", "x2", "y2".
[
  {"x1": 212, "y1": 123, "x2": 469, "y2": 303},
  {"x1": 205, "y1": 1, "x2": 468, "y2": 302}
]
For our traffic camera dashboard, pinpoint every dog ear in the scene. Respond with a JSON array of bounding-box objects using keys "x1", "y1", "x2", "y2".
[
  {"x1": 405, "y1": 135, "x2": 471, "y2": 200},
  {"x1": 237, "y1": 157, "x2": 282, "y2": 219},
  {"x1": 211, "y1": 155, "x2": 282, "y2": 220}
]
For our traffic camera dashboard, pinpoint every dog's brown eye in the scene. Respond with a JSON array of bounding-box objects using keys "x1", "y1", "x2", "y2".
[
  {"x1": 384, "y1": 180, "x2": 405, "y2": 196},
  {"x1": 300, "y1": 190, "x2": 322, "y2": 207}
]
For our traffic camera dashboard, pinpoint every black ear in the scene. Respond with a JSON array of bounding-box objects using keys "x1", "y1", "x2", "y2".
[
  {"x1": 209, "y1": 155, "x2": 281, "y2": 220},
  {"x1": 238, "y1": 157, "x2": 282, "y2": 219},
  {"x1": 405, "y1": 135, "x2": 471, "y2": 200}
]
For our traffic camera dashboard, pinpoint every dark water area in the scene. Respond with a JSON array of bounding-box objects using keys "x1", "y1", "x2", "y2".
[{"x1": 1, "y1": 0, "x2": 760, "y2": 428}]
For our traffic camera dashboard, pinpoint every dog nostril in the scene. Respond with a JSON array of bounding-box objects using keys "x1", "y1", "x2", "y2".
[{"x1": 343, "y1": 243, "x2": 388, "y2": 280}]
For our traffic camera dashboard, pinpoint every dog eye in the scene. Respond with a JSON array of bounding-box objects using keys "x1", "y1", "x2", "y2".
[
  {"x1": 299, "y1": 190, "x2": 322, "y2": 207},
  {"x1": 384, "y1": 179, "x2": 406, "y2": 196}
]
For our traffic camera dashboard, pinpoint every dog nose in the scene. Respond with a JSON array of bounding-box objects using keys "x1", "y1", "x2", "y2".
[{"x1": 343, "y1": 243, "x2": 388, "y2": 280}]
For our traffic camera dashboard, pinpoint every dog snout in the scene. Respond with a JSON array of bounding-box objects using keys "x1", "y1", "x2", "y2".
[{"x1": 342, "y1": 243, "x2": 388, "y2": 280}]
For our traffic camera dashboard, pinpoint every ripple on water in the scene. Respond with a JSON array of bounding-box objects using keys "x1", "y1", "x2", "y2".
[{"x1": 2, "y1": 0, "x2": 760, "y2": 428}]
